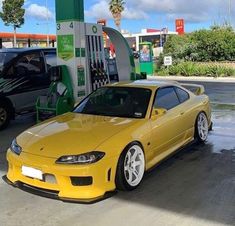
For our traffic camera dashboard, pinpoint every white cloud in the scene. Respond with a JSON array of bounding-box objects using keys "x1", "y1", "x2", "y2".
[
  {"x1": 123, "y1": 8, "x2": 148, "y2": 20},
  {"x1": 26, "y1": 3, "x2": 54, "y2": 21},
  {"x1": 85, "y1": 0, "x2": 147, "y2": 20},
  {"x1": 85, "y1": 0, "x2": 111, "y2": 19},
  {"x1": 129, "y1": 0, "x2": 235, "y2": 23},
  {"x1": 167, "y1": 13, "x2": 208, "y2": 23},
  {"x1": 86, "y1": 0, "x2": 234, "y2": 24}
]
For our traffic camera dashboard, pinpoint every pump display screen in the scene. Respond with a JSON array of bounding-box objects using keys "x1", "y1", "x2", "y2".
[{"x1": 139, "y1": 44, "x2": 151, "y2": 62}]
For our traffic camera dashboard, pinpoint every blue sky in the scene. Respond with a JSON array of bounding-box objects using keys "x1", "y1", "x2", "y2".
[{"x1": 0, "y1": 0, "x2": 234, "y2": 35}]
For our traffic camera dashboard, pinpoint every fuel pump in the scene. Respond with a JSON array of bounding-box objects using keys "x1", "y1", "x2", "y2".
[{"x1": 55, "y1": 0, "x2": 136, "y2": 103}]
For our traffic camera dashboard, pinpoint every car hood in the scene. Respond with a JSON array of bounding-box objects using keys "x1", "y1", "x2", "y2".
[{"x1": 17, "y1": 112, "x2": 140, "y2": 158}]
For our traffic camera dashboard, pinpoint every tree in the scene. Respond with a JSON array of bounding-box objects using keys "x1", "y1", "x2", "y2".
[
  {"x1": 0, "y1": 0, "x2": 25, "y2": 47},
  {"x1": 109, "y1": 0, "x2": 125, "y2": 32},
  {"x1": 163, "y1": 26, "x2": 235, "y2": 62}
]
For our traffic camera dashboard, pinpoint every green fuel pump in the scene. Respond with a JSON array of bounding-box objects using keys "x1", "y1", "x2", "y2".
[
  {"x1": 55, "y1": 0, "x2": 136, "y2": 103},
  {"x1": 139, "y1": 42, "x2": 154, "y2": 75},
  {"x1": 37, "y1": 0, "x2": 138, "y2": 121}
]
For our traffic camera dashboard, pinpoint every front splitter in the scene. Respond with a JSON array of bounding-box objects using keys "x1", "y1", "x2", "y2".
[{"x1": 2, "y1": 175, "x2": 117, "y2": 204}]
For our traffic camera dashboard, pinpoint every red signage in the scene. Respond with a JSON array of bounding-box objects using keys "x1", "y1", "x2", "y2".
[
  {"x1": 97, "y1": 19, "x2": 107, "y2": 47},
  {"x1": 146, "y1": 29, "x2": 160, "y2": 33},
  {"x1": 175, "y1": 19, "x2": 184, "y2": 35},
  {"x1": 97, "y1": 19, "x2": 106, "y2": 26}
]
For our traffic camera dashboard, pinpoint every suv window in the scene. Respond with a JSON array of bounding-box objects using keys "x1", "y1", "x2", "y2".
[
  {"x1": 43, "y1": 51, "x2": 57, "y2": 70},
  {"x1": 0, "y1": 52, "x2": 18, "y2": 75},
  {"x1": 154, "y1": 87, "x2": 180, "y2": 110},
  {"x1": 6, "y1": 52, "x2": 45, "y2": 77},
  {"x1": 175, "y1": 87, "x2": 189, "y2": 103}
]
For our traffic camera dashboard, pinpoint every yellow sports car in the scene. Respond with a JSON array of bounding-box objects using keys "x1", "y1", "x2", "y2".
[{"x1": 3, "y1": 80, "x2": 212, "y2": 203}]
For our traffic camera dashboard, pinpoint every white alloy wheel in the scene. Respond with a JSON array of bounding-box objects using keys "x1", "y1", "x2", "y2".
[
  {"x1": 124, "y1": 145, "x2": 145, "y2": 187},
  {"x1": 197, "y1": 112, "x2": 209, "y2": 141}
]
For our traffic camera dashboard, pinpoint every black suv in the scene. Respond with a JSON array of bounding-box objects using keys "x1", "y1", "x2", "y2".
[{"x1": 0, "y1": 48, "x2": 56, "y2": 130}]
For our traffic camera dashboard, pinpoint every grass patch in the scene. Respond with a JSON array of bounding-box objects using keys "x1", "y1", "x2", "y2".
[{"x1": 156, "y1": 61, "x2": 235, "y2": 77}]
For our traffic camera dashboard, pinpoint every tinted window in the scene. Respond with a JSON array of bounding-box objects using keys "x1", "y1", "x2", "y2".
[
  {"x1": 74, "y1": 87, "x2": 152, "y2": 118},
  {"x1": 154, "y1": 87, "x2": 180, "y2": 110},
  {"x1": 6, "y1": 52, "x2": 44, "y2": 77},
  {"x1": 175, "y1": 87, "x2": 189, "y2": 103},
  {"x1": 44, "y1": 51, "x2": 57, "y2": 70},
  {"x1": 0, "y1": 52, "x2": 18, "y2": 75}
]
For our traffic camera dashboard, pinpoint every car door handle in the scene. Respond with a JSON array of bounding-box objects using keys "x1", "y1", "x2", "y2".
[{"x1": 180, "y1": 112, "x2": 185, "y2": 115}]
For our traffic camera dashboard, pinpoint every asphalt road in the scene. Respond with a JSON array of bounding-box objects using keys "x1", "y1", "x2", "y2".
[
  {"x1": 0, "y1": 81, "x2": 235, "y2": 226},
  {"x1": 179, "y1": 80, "x2": 235, "y2": 105}
]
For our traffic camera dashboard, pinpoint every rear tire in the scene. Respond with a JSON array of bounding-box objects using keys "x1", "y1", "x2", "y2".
[
  {"x1": 195, "y1": 112, "x2": 209, "y2": 143},
  {"x1": 115, "y1": 142, "x2": 145, "y2": 191},
  {"x1": 0, "y1": 101, "x2": 11, "y2": 130}
]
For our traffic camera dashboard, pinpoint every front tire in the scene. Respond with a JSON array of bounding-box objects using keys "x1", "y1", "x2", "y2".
[
  {"x1": 195, "y1": 112, "x2": 209, "y2": 143},
  {"x1": 115, "y1": 142, "x2": 145, "y2": 191},
  {"x1": 0, "y1": 101, "x2": 11, "y2": 130}
]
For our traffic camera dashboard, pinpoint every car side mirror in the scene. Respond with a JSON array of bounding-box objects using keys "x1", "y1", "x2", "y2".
[{"x1": 151, "y1": 107, "x2": 167, "y2": 119}]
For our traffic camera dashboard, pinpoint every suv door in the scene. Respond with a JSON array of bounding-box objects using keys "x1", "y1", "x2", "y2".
[{"x1": 5, "y1": 50, "x2": 51, "y2": 112}]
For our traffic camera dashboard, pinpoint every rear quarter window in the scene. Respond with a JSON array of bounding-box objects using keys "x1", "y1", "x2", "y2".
[
  {"x1": 154, "y1": 87, "x2": 180, "y2": 110},
  {"x1": 175, "y1": 87, "x2": 190, "y2": 103}
]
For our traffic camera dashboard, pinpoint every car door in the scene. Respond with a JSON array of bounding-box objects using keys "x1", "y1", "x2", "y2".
[
  {"x1": 148, "y1": 86, "x2": 186, "y2": 167},
  {"x1": 7, "y1": 50, "x2": 50, "y2": 112},
  {"x1": 174, "y1": 86, "x2": 194, "y2": 140}
]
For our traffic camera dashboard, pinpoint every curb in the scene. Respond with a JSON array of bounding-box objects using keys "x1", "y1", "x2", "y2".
[
  {"x1": 148, "y1": 75, "x2": 235, "y2": 83},
  {"x1": 211, "y1": 102, "x2": 235, "y2": 106}
]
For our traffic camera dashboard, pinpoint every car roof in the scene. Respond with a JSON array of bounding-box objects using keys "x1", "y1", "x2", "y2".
[
  {"x1": 108, "y1": 79, "x2": 179, "y2": 89},
  {"x1": 0, "y1": 47, "x2": 56, "y2": 53}
]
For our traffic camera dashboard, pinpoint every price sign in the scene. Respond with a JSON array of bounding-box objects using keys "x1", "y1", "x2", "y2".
[{"x1": 164, "y1": 56, "x2": 172, "y2": 66}]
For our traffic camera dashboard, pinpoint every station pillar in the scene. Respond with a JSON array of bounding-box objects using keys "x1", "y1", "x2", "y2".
[
  {"x1": 55, "y1": 0, "x2": 87, "y2": 101},
  {"x1": 55, "y1": 0, "x2": 137, "y2": 102}
]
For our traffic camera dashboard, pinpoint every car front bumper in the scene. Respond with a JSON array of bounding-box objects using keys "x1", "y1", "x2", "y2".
[
  {"x1": 2, "y1": 175, "x2": 116, "y2": 204},
  {"x1": 5, "y1": 150, "x2": 117, "y2": 203}
]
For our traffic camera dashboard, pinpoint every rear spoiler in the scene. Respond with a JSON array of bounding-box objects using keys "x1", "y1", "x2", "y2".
[
  {"x1": 151, "y1": 79, "x2": 205, "y2": 95},
  {"x1": 179, "y1": 83, "x2": 205, "y2": 95}
]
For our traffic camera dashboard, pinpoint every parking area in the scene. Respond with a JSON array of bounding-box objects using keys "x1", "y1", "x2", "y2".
[{"x1": 0, "y1": 81, "x2": 235, "y2": 226}]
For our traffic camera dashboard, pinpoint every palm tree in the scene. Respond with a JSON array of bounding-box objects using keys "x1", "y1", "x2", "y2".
[{"x1": 109, "y1": 0, "x2": 125, "y2": 32}]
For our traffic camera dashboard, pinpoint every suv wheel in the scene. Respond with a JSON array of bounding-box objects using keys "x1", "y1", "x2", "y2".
[{"x1": 0, "y1": 101, "x2": 11, "y2": 130}]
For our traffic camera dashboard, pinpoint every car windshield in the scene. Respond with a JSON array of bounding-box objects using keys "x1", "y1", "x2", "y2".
[
  {"x1": 0, "y1": 52, "x2": 18, "y2": 75},
  {"x1": 74, "y1": 87, "x2": 152, "y2": 118}
]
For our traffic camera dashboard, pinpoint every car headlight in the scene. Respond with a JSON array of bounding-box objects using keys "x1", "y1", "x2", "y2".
[
  {"x1": 10, "y1": 139, "x2": 22, "y2": 155},
  {"x1": 55, "y1": 151, "x2": 105, "y2": 164}
]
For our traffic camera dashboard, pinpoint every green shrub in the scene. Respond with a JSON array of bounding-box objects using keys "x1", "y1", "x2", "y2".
[
  {"x1": 168, "y1": 64, "x2": 180, "y2": 75},
  {"x1": 162, "y1": 26, "x2": 235, "y2": 63},
  {"x1": 156, "y1": 62, "x2": 235, "y2": 77},
  {"x1": 157, "y1": 68, "x2": 169, "y2": 76}
]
